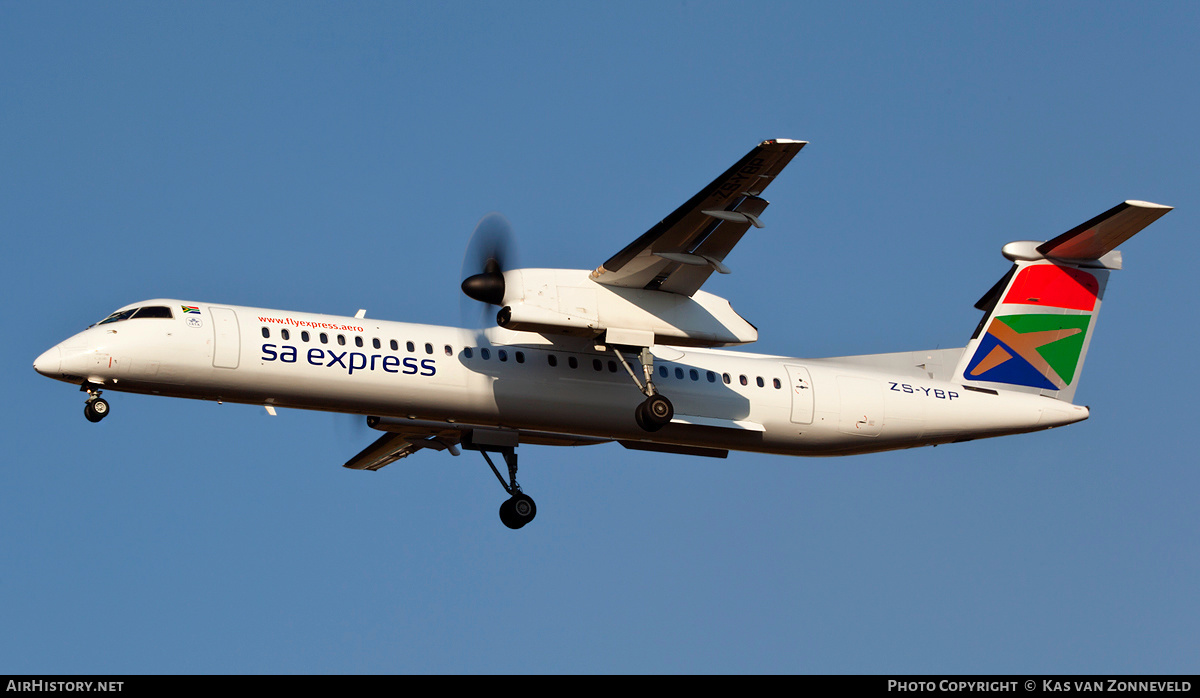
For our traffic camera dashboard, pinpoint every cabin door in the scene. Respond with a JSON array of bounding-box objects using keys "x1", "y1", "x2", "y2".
[
  {"x1": 784, "y1": 365, "x2": 814, "y2": 424},
  {"x1": 210, "y1": 306, "x2": 241, "y2": 369}
]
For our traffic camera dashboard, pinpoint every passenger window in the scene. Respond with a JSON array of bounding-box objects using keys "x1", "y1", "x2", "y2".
[
  {"x1": 281, "y1": 329, "x2": 290, "y2": 341},
  {"x1": 373, "y1": 338, "x2": 381, "y2": 349},
  {"x1": 689, "y1": 369, "x2": 699, "y2": 381},
  {"x1": 674, "y1": 367, "x2": 684, "y2": 380},
  {"x1": 463, "y1": 347, "x2": 473, "y2": 359},
  {"x1": 481, "y1": 348, "x2": 491, "y2": 360},
  {"x1": 773, "y1": 378, "x2": 782, "y2": 389},
  {"x1": 301, "y1": 331, "x2": 310, "y2": 343},
  {"x1": 337, "y1": 335, "x2": 346, "y2": 346},
  {"x1": 608, "y1": 360, "x2": 618, "y2": 373},
  {"x1": 723, "y1": 373, "x2": 731, "y2": 385},
  {"x1": 739, "y1": 375, "x2": 748, "y2": 386},
  {"x1": 568, "y1": 356, "x2": 578, "y2": 369},
  {"x1": 425, "y1": 343, "x2": 433, "y2": 355},
  {"x1": 756, "y1": 376, "x2": 765, "y2": 388},
  {"x1": 548, "y1": 354, "x2": 557, "y2": 367},
  {"x1": 262, "y1": 327, "x2": 270, "y2": 338},
  {"x1": 407, "y1": 341, "x2": 415, "y2": 352},
  {"x1": 707, "y1": 371, "x2": 716, "y2": 383},
  {"x1": 516, "y1": 351, "x2": 525, "y2": 364},
  {"x1": 498, "y1": 350, "x2": 508, "y2": 362},
  {"x1": 320, "y1": 333, "x2": 328, "y2": 344},
  {"x1": 658, "y1": 366, "x2": 668, "y2": 378},
  {"x1": 593, "y1": 359, "x2": 603, "y2": 371},
  {"x1": 390, "y1": 339, "x2": 398, "y2": 351},
  {"x1": 445, "y1": 345, "x2": 453, "y2": 356},
  {"x1": 354, "y1": 336, "x2": 363, "y2": 347}
]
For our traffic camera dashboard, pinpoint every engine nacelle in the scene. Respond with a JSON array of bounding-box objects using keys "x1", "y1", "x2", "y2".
[{"x1": 493, "y1": 269, "x2": 757, "y2": 348}]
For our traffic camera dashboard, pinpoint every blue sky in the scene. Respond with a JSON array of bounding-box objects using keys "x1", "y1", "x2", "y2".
[{"x1": 3, "y1": 2, "x2": 1197, "y2": 673}]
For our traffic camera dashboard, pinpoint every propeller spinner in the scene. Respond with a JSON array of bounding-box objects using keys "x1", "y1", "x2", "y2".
[
  {"x1": 461, "y1": 257, "x2": 505, "y2": 305},
  {"x1": 460, "y1": 213, "x2": 516, "y2": 323}
]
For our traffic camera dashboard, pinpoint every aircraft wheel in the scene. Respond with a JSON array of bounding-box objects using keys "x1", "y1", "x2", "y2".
[
  {"x1": 499, "y1": 493, "x2": 536, "y2": 529},
  {"x1": 635, "y1": 401, "x2": 653, "y2": 431},
  {"x1": 84, "y1": 398, "x2": 109, "y2": 423},
  {"x1": 637, "y1": 395, "x2": 673, "y2": 432}
]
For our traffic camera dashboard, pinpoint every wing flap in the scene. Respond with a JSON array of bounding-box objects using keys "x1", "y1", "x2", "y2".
[{"x1": 591, "y1": 139, "x2": 805, "y2": 296}]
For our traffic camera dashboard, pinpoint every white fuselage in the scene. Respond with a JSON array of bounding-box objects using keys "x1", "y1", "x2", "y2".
[{"x1": 34, "y1": 299, "x2": 1089, "y2": 457}]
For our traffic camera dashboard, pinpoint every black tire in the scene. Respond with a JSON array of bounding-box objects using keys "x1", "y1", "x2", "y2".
[
  {"x1": 510, "y1": 493, "x2": 536, "y2": 523},
  {"x1": 499, "y1": 499, "x2": 519, "y2": 529},
  {"x1": 638, "y1": 395, "x2": 673, "y2": 431},
  {"x1": 635, "y1": 400, "x2": 653, "y2": 431},
  {"x1": 500, "y1": 493, "x2": 536, "y2": 529},
  {"x1": 84, "y1": 399, "x2": 108, "y2": 423}
]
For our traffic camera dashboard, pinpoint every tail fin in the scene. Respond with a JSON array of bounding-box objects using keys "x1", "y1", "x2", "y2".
[{"x1": 955, "y1": 200, "x2": 1171, "y2": 403}]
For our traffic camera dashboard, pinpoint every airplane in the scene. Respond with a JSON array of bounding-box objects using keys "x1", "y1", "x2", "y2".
[{"x1": 33, "y1": 139, "x2": 1172, "y2": 529}]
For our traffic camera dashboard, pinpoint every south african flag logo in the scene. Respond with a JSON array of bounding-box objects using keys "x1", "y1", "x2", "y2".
[
  {"x1": 965, "y1": 314, "x2": 1090, "y2": 390},
  {"x1": 181, "y1": 305, "x2": 200, "y2": 314}
]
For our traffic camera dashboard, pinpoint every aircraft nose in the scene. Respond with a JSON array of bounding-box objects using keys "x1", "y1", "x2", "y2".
[{"x1": 33, "y1": 346, "x2": 61, "y2": 377}]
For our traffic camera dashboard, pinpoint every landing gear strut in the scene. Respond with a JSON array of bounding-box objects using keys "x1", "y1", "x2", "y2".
[
  {"x1": 480, "y1": 449, "x2": 537, "y2": 529},
  {"x1": 463, "y1": 430, "x2": 536, "y2": 529},
  {"x1": 611, "y1": 346, "x2": 674, "y2": 432},
  {"x1": 82, "y1": 383, "x2": 109, "y2": 423}
]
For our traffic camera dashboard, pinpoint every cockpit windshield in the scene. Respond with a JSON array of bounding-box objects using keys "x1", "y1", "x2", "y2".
[{"x1": 93, "y1": 306, "x2": 175, "y2": 327}]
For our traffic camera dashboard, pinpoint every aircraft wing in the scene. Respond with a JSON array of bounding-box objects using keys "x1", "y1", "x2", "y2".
[
  {"x1": 342, "y1": 419, "x2": 611, "y2": 471},
  {"x1": 590, "y1": 139, "x2": 806, "y2": 296},
  {"x1": 342, "y1": 428, "x2": 461, "y2": 471}
]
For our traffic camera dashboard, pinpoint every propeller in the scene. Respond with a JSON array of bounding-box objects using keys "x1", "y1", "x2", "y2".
[
  {"x1": 460, "y1": 212, "x2": 517, "y2": 327},
  {"x1": 333, "y1": 411, "x2": 374, "y2": 446}
]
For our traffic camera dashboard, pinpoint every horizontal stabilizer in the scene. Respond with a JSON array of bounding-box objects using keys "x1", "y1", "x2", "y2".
[{"x1": 1037, "y1": 200, "x2": 1172, "y2": 260}]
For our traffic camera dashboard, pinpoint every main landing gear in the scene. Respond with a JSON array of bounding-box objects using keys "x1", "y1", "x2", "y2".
[
  {"x1": 636, "y1": 394, "x2": 674, "y2": 432},
  {"x1": 462, "y1": 430, "x2": 537, "y2": 530},
  {"x1": 82, "y1": 383, "x2": 110, "y2": 423},
  {"x1": 611, "y1": 346, "x2": 674, "y2": 432}
]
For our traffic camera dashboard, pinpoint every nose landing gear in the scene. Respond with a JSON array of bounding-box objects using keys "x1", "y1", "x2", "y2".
[
  {"x1": 84, "y1": 398, "x2": 109, "y2": 422},
  {"x1": 82, "y1": 384, "x2": 109, "y2": 423}
]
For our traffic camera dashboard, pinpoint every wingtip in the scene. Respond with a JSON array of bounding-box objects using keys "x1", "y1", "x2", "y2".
[{"x1": 1124, "y1": 200, "x2": 1173, "y2": 211}]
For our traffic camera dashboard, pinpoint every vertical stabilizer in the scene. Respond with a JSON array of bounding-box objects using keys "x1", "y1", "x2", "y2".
[
  {"x1": 954, "y1": 200, "x2": 1171, "y2": 403},
  {"x1": 957, "y1": 261, "x2": 1109, "y2": 403}
]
